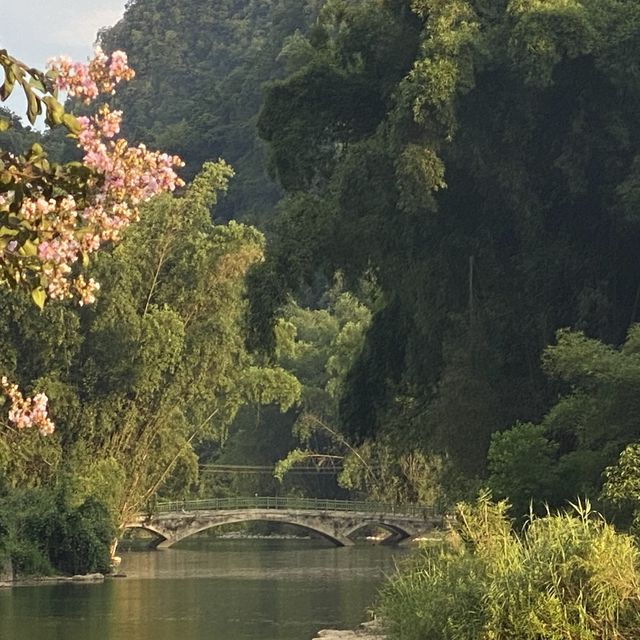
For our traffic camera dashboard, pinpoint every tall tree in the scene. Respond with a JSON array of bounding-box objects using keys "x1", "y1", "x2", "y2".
[
  {"x1": 489, "y1": 326, "x2": 640, "y2": 516},
  {"x1": 252, "y1": 0, "x2": 640, "y2": 482},
  {"x1": 0, "y1": 162, "x2": 300, "y2": 530}
]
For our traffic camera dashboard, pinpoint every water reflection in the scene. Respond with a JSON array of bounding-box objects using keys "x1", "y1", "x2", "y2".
[{"x1": 0, "y1": 538, "x2": 405, "y2": 640}]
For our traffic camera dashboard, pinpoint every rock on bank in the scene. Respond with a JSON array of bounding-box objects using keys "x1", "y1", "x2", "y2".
[{"x1": 312, "y1": 620, "x2": 385, "y2": 640}]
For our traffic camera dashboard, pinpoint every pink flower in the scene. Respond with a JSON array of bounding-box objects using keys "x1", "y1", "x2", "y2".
[
  {"x1": 10, "y1": 49, "x2": 183, "y2": 306},
  {"x1": 1, "y1": 377, "x2": 55, "y2": 435}
]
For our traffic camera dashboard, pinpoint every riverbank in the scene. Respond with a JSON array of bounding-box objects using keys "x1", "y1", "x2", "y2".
[
  {"x1": 0, "y1": 572, "x2": 105, "y2": 588},
  {"x1": 312, "y1": 620, "x2": 385, "y2": 640}
]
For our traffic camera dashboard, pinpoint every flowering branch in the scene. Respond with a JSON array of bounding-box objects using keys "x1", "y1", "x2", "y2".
[
  {"x1": 0, "y1": 47, "x2": 184, "y2": 306},
  {"x1": 0, "y1": 47, "x2": 185, "y2": 432},
  {"x1": 1, "y1": 377, "x2": 54, "y2": 436}
]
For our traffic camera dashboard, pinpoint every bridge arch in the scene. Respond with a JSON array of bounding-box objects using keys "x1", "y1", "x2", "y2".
[
  {"x1": 162, "y1": 514, "x2": 353, "y2": 548},
  {"x1": 124, "y1": 522, "x2": 169, "y2": 539},
  {"x1": 125, "y1": 511, "x2": 356, "y2": 548},
  {"x1": 341, "y1": 520, "x2": 417, "y2": 542}
]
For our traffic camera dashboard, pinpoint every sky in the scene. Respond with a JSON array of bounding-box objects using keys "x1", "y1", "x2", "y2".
[{"x1": 2, "y1": 1, "x2": 127, "y2": 122}]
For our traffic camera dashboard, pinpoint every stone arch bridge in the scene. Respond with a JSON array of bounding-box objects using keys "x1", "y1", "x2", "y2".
[{"x1": 126, "y1": 496, "x2": 442, "y2": 548}]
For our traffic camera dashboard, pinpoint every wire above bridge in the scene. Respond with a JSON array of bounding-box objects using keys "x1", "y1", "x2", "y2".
[{"x1": 199, "y1": 463, "x2": 344, "y2": 475}]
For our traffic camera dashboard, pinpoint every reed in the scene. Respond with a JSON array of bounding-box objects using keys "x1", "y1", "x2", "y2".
[{"x1": 378, "y1": 494, "x2": 640, "y2": 639}]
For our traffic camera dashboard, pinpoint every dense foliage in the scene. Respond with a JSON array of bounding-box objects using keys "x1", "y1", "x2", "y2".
[
  {"x1": 0, "y1": 162, "x2": 299, "y2": 545},
  {"x1": 489, "y1": 327, "x2": 640, "y2": 516},
  {"x1": 379, "y1": 495, "x2": 640, "y2": 640},
  {"x1": 0, "y1": 48, "x2": 200, "y2": 571},
  {"x1": 0, "y1": 486, "x2": 114, "y2": 576},
  {"x1": 95, "y1": 0, "x2": 640, "y2": 515},
  {"x1": 204, "y1": 286, "x2": 371, "y2": 499},
  {"x1": 246, "y1": 0, "x2": 640, "y2": 502},
  {"x1": 5, "y1": 0, "x2": 640, "y2": 589}
]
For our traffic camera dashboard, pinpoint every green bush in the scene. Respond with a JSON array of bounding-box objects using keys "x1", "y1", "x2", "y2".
[
  {"x1": 0, "y1": 488, "x2": 115, "y2": 577},
  {"x1": 46, "y1": 497, "x2": 114, "y2": 575},
  {"x1": 9, "y1": 540, "x2": 53, "y2": 576},
  {"x1": 378, "y1": 493, "x2": 640, "y2": 640},
  {"x1": 0, "y1": 488, "x2": 54, "y2": 576}
]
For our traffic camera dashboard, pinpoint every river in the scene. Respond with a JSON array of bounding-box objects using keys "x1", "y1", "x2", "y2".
[{"x1": 0, "y1": 537, "x2": 406, "y2": 640}]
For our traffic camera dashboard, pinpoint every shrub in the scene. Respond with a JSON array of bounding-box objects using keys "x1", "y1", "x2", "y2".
[
  {"x1": 9, "y1": 540, "x2": 53, "y2": 576},
  {"x1": 46, "y1": 497, "x2": 114, "y2": 575},
  {"x1": 0, "y1": 488, "x2": 114, "y2": 577},
  {"x1": 378, "y1": 493, "x2": 640, "y2": 640}
]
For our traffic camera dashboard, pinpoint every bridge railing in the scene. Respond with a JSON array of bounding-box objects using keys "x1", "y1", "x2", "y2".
[{"x1": 153, "y1": 496, "x2": 438, "y2": 519}]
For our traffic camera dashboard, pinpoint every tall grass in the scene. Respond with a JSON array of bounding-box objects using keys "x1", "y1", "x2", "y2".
[{"x1": 378, "y1": 494, "x2": 640, "y2": 639}]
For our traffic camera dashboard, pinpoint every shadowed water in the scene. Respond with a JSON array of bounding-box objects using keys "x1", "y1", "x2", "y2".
[{"x1": 0, "y1": 538, "x2": 405, "y2": 640}]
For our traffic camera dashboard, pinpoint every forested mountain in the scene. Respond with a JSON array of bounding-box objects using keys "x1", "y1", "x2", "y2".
[
  {"x1": 251, "y1": 0, "x2": 640, "y2": 503},
  {"x1": 96, "y1": 0, "x2": 640, "y2": 513},
  {"x1": 100, "y1": 0, "x2": 322, "y2": 223}
]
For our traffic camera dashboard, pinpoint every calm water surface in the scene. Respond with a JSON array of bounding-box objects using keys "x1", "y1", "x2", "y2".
[{"x1": 0, "y1": 538, "x2": 406, "y2": 640}]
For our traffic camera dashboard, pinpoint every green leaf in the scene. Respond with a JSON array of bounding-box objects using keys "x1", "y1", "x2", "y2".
[
  {"x1": 31, "y1": 286, "x2": 46, "y2": 310},
  {"x1": 0, "y1": 117, "x2": 10, "y2": 131},
  {"x1": 0, "y1": 66, "x2": 15, "y2": 101},
  {"x1": 42, "y1": 95, "x2": 65, "y2": 127},
  {"x1": 24, "y1": 85, "x2": 40, "y2": 124},
  {"x1": 20, "y1": 239, "x2": 37, "y2": 257},
  {"x1": 28, "y1": 76, "x2": 46, "y2": 93},
  {"x1": 62, "y1": 113, "x2": 81, "y2": 135}
]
